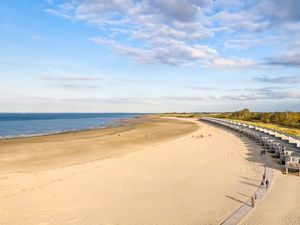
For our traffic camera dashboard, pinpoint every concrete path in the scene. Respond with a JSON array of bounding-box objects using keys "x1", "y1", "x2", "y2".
[{"x1": 220, "y1": 154, "x2": 274, "y2": 225}]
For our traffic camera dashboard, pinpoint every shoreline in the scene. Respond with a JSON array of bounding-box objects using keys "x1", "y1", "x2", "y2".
[
  {"x1": 0, "y1": 116, "x2": 197, "y2": 174},
  {"x1": 0, "y1": 115, "x2": 147, "y2": 141}
]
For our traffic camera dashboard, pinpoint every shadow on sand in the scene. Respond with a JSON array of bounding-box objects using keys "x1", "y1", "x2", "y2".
[
  {"x1": 225, "y1": 195, "x2": 251, "y2": 207},
  {"x1": 237, "y1": 192, "x2": 250, "y2": 198}
]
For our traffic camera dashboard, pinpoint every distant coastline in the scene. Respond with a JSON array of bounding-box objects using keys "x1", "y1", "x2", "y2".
[{"x1": 0, "y1": 113, "x2": 146, "y2": 139}]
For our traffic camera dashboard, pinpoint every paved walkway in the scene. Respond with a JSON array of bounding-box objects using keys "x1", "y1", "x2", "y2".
[{"x1": 220, "y1": 153, "x2": 274, "y2": 225}]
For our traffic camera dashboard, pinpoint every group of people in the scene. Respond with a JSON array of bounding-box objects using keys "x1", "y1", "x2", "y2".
[
  {"x1": 251, "y1": 172, "x2": 270, "y2": 207},
  {"x1": 261, "y1": 173, "x2": 269, "y2": 189},
  {"x1": 192, "y1": 134, "x2": 212, "y2": 138},
  {"x1": 260, "y1": 149, "x2": 266, "y2": 155}
]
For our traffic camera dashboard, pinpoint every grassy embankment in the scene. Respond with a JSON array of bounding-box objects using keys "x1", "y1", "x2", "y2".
[
  {"x1": 159, "y1": 112, "x2": 300, "y2": 138},
  {"x1": 227, "y1": 119, "x2": 300, "y2": 138}
]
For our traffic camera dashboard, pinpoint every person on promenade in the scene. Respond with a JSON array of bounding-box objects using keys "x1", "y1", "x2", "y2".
[
  {"x1": 251, "y1": 195, "x2": 255, "y2": 207},
  {"x1": 266, "y1": 179, "x2": 269, "y2": 189}
]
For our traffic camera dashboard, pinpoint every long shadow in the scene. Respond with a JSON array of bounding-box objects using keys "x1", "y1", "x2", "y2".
[
  {"x1": 239, "y1": 180, "x2": 259, "y2": 188},
  {"x1": 225, "y1": 195, "x2": 251, "y2": 207},
  {"x1": 240, "y1": 176, "x2": 260, "y2": 182},
  {"x1": 237, "y1": 192, "x2": 250, "y2": 198},
  {"x1": 199, "y1": 120, "x2": 284, "y2": 172}
]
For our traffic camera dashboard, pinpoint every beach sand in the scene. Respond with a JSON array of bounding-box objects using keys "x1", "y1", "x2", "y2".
[
  {"x1": 0, "y1": 117, "x2": 197, "y2": 173},
  {"x1": 0, "y1": 117, "x2": 265, "y2": 225}
]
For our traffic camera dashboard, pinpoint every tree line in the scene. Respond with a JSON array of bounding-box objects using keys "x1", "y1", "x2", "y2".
[{"x1": 215, "y1": 108, "x2": 300, "y2": 129}]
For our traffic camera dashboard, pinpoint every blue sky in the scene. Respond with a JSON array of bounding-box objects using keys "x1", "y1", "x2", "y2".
[{"x1": 0, "y1": 0, "x2": 300, "y2": 112}]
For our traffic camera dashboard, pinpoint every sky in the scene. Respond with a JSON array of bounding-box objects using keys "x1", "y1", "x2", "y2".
[{"x1": 0, "y1": 0, "x2": 300, "y2": 113}]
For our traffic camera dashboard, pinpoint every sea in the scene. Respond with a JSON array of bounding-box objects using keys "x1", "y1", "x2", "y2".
[{"x1": 0, "y1": 113, "x2": 144, "y2": 139}]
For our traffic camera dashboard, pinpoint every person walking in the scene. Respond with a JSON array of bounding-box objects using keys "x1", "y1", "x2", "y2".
[
  {"x1": 251, "y1": 195, "x2": 255, "y2": 207},
  {"x1": 261, "y1": 179, "x2": 264, "y2": 187},
  {"x1": 266, "y1": 179, "x2": 269, "y2": 189}
]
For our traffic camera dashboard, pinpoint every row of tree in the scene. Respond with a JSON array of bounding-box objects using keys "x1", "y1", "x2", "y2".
[{"x1": 216, "y1": 108, "x2": 300, "y2": 128}]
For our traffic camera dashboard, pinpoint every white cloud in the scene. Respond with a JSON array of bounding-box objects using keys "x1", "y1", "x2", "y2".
[
  {"x1": 265, "y1": 52, "x2": 300, "y2": 67},
  {"x1": 45, "y1": 0, "x2": 300, "y2": 68},
  {"x1": 41, "y1": 75, "x2": 102, "y2": 81},
  {"x1": 212, "y1": 57, "x2": 254, "y2": 69},
  {"x1": 90, "y1": 36, "x2": 219, "y2": 65},
  {"x1": 222, "y1": 87, "x2": 300, "y2": 101},
  {"x1": 256, "y1": 75, "x2": 300, "y2": 84}
]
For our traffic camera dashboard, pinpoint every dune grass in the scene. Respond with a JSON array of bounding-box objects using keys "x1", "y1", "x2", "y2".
[{"x1": 229, "y1": 119, "x2": 300, "y2": 138}]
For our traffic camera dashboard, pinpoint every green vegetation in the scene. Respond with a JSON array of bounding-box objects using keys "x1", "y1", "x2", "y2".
[
  {"x1": 214, "y1": 108, "x2": 300, "y2": 138},
  {"x1": 228, "y1": 120, "x2": 300, "y2": 138},
  {"x1": 214, "y1": 108, "x2": 300, "y2": 128},
  {"x1": 159, "y1": 109, "x2": 300, "y2": 138},
  {"x1": 158, "y1": 112, "x2": 217, "y2": 119}
]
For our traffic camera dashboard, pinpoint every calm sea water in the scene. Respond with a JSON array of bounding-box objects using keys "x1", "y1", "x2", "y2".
[{"x1": 0, "y1": 113, "x2": 143, "y2": 139}]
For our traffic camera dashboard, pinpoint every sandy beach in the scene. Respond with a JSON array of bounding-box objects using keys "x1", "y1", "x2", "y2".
[
  {"x1": 3, "y1": 1, "x2": 299, "y2": 224},
  {"x1": 0, "y1": 117, "x2": 270, "y2": 225}
]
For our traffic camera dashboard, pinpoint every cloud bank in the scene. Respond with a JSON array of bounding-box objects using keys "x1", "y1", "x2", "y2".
[{"x1": 45, "y1": 0, "x2": 300, "y2": 68}]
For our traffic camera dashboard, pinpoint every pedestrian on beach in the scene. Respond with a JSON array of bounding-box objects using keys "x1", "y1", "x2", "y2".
[
  {"x1": 266, "y1": 179, "x2": 269, "y2": 189},
  {"x1": 261, "y1": 180, "x2": 264, "y2": 187},
  {"x1": 263, "y1": 173, "x2": 266, "y2": 181},
  {"x1": 251, "y1": 195, "x2": 255, "y2": 207}
]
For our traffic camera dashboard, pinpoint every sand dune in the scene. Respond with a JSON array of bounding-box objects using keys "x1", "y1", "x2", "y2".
[{"x1": 0, "y1": 117, "x2": 265, "y2": 224}]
